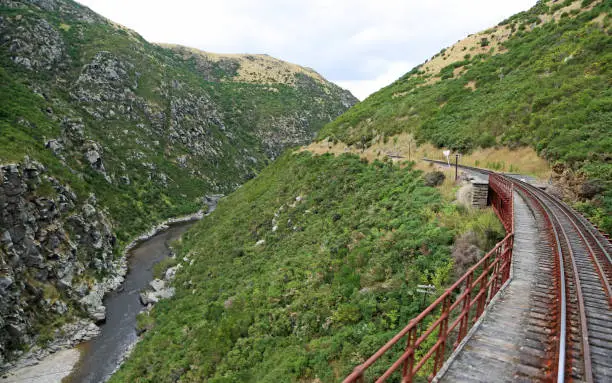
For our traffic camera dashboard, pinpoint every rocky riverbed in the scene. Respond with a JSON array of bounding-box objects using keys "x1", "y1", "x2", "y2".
[{"x1": 1, "y1": 195, "x2": 221, "y2": 383}]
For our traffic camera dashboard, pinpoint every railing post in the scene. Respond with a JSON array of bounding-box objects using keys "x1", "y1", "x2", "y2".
[
  {"x1": 474, "y1": 257, "x2": 489, "y2": 323},
  {"x1": 455, "y1": 273, "x2": 473, "y2": 349},
  {"x1": 402, "y1": 327, "x2": 417, "y2": 383},
  {"x1": 502, "y1": 237, "x2": 512, "y2": 283},
  {"x1": 432, "y1": 296, "x2": 451, "y2": 378},
  {"x1": 490, "y1": 247, "x2": 502, "y2": 300}
]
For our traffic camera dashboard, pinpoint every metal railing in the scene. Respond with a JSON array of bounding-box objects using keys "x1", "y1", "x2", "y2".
[
  {"x1": 489, "y1": 174, "x2": 514, "y2": 233},
  {"x1": 343, "y1": 179, "x2": 514, "y2": 382}
]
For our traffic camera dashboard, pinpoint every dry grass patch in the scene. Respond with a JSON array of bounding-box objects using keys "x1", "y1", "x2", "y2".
[
  {"x1": 453, "y1": 66, "x2": 466, "y2": 77},
  {"x1": 392, "y1": 91, "x2": 410, "y2": 98},
  {"x1": 416, "y1": 75, "x2": 442, "y2": 89},
  {"x1": 300, "y1": 133, "x2": 436, "y2": 164},
  {"x1": 417, "y1": 24, "x2": 513, "y2": 81},
  {"x1": 301, "y1": 133, "x2": 551, "y2": 181},
  {"x1": 540, "y1": 0, "x2": 603, "y2": 24},
  {"x1": 158, "y1": 44, "x2": 326, "y2": 86},
  {"x1": 464, "y1": 80, "x2": 477, "y2": 91},
  {"x1": 459, "y1": 146, "x2": 551, "y2": 179},
  {"x1": 590, "y1": 12, "x2": 608, "y2": 27}
]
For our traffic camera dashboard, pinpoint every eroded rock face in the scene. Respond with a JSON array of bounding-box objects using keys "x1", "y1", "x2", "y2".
[
  {"x1": 73, "y1": 51, "x2": 134, "y2": 103},
  {"x1": 551, "y1": 163, "x2": 602, "y2": 202},
  {"x1": 0, "y1": 159, "x2": 115, "y2": 363},
  {"x1": 0, "y1": 0, "x2": 357, "y2": 367},
  {"x1": 168, "y1": 95, "x2": 225, "y2": 158},
  {"x1": 0, "y1": 13, "x2": 67, "y2": 71}
]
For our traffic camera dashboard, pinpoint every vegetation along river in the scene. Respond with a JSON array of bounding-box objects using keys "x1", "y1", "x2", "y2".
[
  {"x1": 63, "y1": 196, "x2": 218, "y2": 382},
  {"x1": 65, "y1": 221, "x2": 195, "y2": 382}
]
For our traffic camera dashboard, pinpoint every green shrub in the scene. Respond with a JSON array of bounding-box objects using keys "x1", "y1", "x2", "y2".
[
  {"x1": 111, "y1": 152, "x2": 460, "y2": 382},
  {"x1": 152, "y1": 257, "x2": 179, "y2": 279},
  {"x1": 317, "y1": 2, "x2": 612, "y2": 235}
]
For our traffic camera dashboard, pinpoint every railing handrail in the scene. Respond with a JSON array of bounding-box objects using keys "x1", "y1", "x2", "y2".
[
  {"x1": 344, "y1": 174, "x2": 515, "y2": 383},
  {"x1": 343, "y1": 231, "x2": 513, "y2": 380}
]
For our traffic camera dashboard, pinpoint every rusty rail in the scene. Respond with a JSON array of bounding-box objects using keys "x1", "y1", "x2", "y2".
[
  {"x1": 344, "y1": 181, "x2": 514, "y2": 383},
  {"x1": 415, "y1": 160, "x2": 612, "y2": 382}
]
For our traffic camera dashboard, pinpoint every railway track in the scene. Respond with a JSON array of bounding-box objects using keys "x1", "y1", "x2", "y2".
[
  {"x1": 428, "y1": 160, "x2": 612, "y2": 382},
  {"x1": 344, "y1": 160, "x2": 611, "y2": 382},
  {"x1": 516, "y1": 180, "x2": 612, "y2": 382}
]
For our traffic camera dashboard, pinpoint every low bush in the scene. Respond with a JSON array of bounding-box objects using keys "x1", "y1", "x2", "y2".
[
  {"x1": 111, "y1": 152, "x2": 468, "y2": 382},
  {"x1": 423, "y1": 171, "x2": 446, "y2": 187}
]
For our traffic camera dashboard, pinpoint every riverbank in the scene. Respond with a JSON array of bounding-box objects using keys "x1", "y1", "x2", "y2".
[
  {"x1": 1, "y1": 349, "x2": 80, "y2": 383},
  {"x1": 0, "y1": 195, "x2": 222, "y2": 383}
]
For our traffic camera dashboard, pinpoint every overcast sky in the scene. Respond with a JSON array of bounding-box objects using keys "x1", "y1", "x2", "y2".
[{"x1": 77, "y1": 0, "x2": 536, "y2": 100}]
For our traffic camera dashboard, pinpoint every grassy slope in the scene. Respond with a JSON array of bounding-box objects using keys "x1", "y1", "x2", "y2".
[
  {"x1": 319, "y1": 0, "x2": 612, "y2": 233},
  {"x1": 111, "y1": 152, "x2": 503, "y2": 382}
]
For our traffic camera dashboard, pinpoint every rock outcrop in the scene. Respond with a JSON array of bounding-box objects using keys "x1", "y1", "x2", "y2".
[
  {"x1": 0, "y1": 0, "x2": 356, "y2": 366},
  {"x1": 0, "y1": 158, "x2": 116, "y2": 366},
  {"x1": 0, "y1": 12, "x2": 68, "y2": 71},
  {"x1": 139, "y1": 278, "x2": 175, "y2": 306}
]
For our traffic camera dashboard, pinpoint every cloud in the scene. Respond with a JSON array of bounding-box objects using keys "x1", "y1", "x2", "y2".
[
  {"x1": 76, "y1": 0, "x2": 537, "y2": 98},
  {"x1": 337, "y1": 61, "x2": 416, "y2": 101},
  {"x1": 349, "y1": 26, "x2": 415, "y2": 46}
]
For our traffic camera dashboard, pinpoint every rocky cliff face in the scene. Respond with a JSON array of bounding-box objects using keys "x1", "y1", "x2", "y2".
[
  {"x1": 0, "y1": 158, "x2": 117, "y2": 365},
  {"x1": 0, "y1": 0, "x2": 356, "y2": 364}
]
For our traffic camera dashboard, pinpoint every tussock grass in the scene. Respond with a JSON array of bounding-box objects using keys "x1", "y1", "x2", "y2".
[
  {"x1": 159, "y1": 43, "x2": 326, "y2": 85},
  {"x1": 302, "y1": 133, "x2": 551, "y2": 179}
]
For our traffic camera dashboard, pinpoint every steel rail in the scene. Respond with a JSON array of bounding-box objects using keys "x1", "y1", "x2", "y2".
[
  {"x1": 521, "y1": 181, "x2": 612, "y2": 306},
  {"x1": 522, "y1": 180, "x2": 611, "y2": 263},
  {"x1": 537, "y1": 185, "x2": 612, "y2": 269},
  {"x1": 526, "y1": 184, "x2": 595, "y2": 381},
  {"x1": 453, "y1": 163, "x2": 598, "y2": 382},
  {"x1": 422, "y1": 159, "x2": 568, "y2": 380},
  {"x1": 576, "y1": 213, "x2": 612, "y2": 264},
  {"x1": 429, "y1": 159, "x2": 602, "y2": 381},
  {"x1": 344, "y1": 160, "x2": 609, "y2": 382},
  {"x1": 514, "y1": 182, "x2": 571, "y2": 383},
  {"x1": 428, "y1": 160, "x2": 612, "y2": 382}
]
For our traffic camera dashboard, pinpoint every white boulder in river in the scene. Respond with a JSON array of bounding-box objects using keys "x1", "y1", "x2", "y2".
[{"x1": 139, "y1": 279, "x2": 175, "y2": 306}]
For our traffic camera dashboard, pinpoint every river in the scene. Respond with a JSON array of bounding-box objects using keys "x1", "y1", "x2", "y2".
[{"x1": 65, "y1": 221, "x2": 195, "y2": 383}]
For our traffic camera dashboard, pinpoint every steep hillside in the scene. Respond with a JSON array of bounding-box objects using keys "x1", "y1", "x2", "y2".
[
  {"x1": 0, "y1": 0, "x2": 355, "y2": 364},
  {"x1": 319, "y1": 0, "x2": 611, "y2": 233},
  {"x1": 111, "y1": 152, "x2": 503, "y2": 382},
  {"x1": 160, "y1": 44, "x2": 357, "y2": 157}
]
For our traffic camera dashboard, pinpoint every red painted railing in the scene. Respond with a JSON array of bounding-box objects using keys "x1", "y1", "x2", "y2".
[
  {"x1": 343, "y1": 176, "x2": 514, "y2": 383},
  {"x1": 489, "y1": 174, "x2": 514, "y2": 233}
]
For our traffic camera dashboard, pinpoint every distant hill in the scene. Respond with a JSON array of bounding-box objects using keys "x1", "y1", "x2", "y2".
[
  {"x1": 319, "y1": 0, "x2": 611, "y2": 233},
  {"x1": 0, "y1": 0, "x2": 356, "y2": 364},
  {"x1": 159, "y1": 44, "x2": 329, "y2": 86}
]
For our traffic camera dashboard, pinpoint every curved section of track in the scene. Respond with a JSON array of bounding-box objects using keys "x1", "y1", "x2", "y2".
[
  {"x1": 516, "y1": 179, "x2": 611, "y2": 382},
  {"x1": 431, "y1": 160, "x2": 612, "y2": 382},
  {"x1": 344, "y1": 160, "x2": 612, "y2": 382}
]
